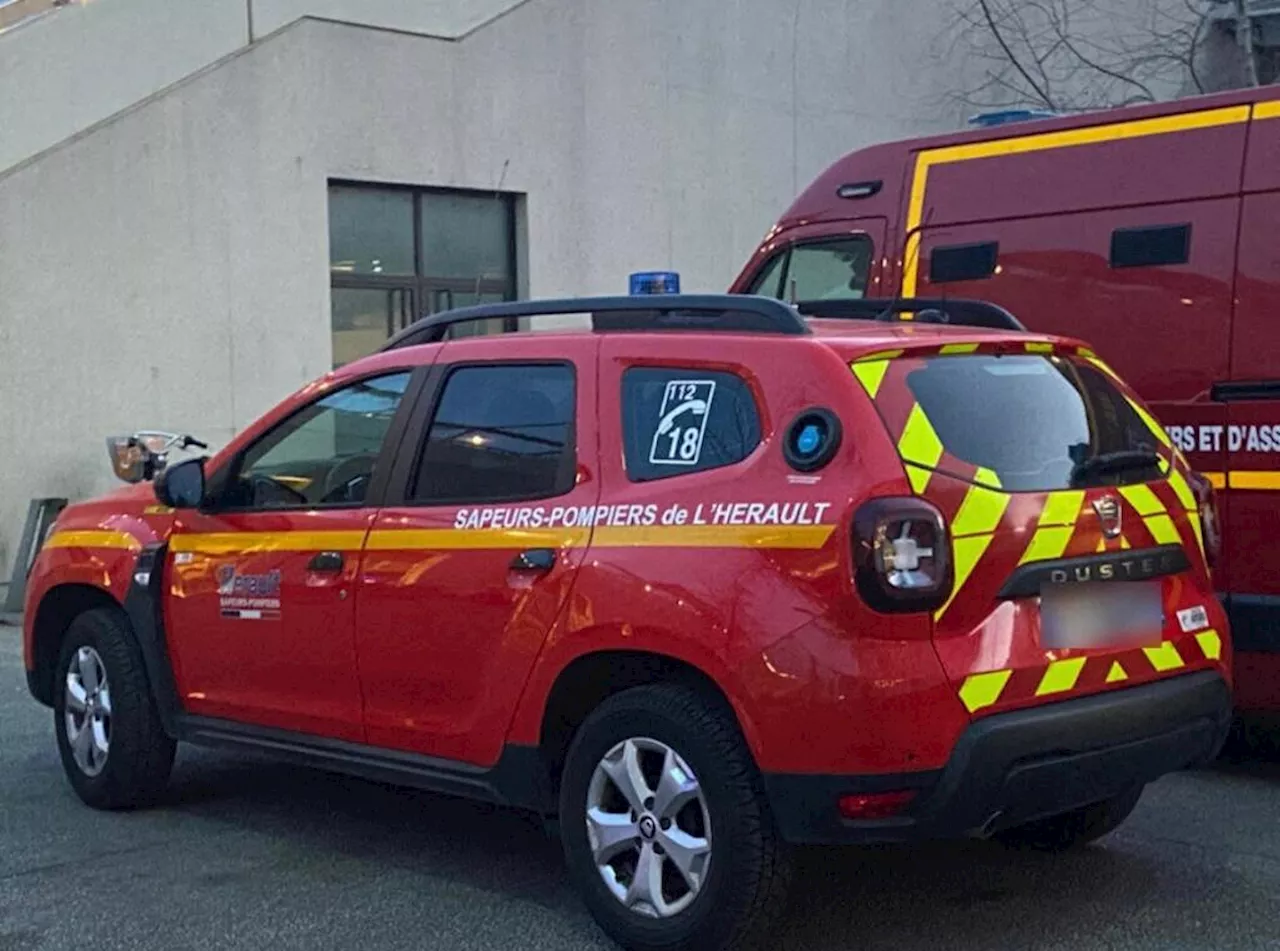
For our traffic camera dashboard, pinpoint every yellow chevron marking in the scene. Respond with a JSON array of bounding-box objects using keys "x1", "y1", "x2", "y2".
[
  {"x1": 851, "y1": 359, "x2": 890, "y2": 399},
  {"x1": 1119, "y1": 484, "x2": 1168, "y2": 518},
  {"x1": 1143, "y1": 641, "x2": 1186, "y2": 672},
  {"x1": 1019, "y1": 490, "x2": 1085, "y2": 565},
  {"x1": 1166, "y1": 469, "x2": 1197, "y2": 512},
  {"x1": 1036, "y1": 657, "x2": 1088, "y2": 696},
  {"x1": 936, "y1": 533, "x2": 995, "y2": 620},
  {"x1": 898, "y1": 404, "x2": 945, "y2": 470},
  {"x1": 906, "y1": 464, "x2": 933, "y2": 495},
  {"x1": 959, "y1": 669, "x2": 1013, "y2": 713},
  {"x1": 1022, "y1": 526, "x2": 1074, "y2": 564},
  {"x1": 952, "y1": 485, "x2": 1010, "y2": 538},
  {"x1": 855, "y1": 349, "x2": 904, "y2": 362},
  {"x1": 1106, "y1": 661, "x2": 1129, "y2": 683},
  {"x1": 1196, "y1": 629, "x2": 1222, "y2": 661},
  {"x1": 1124, "y1": 396, "x2": 1174, "y2": 449},
  {"x1": 1041, "y1": 490, "x2": 1086, "y2": 526},
  {"x1": 1187, "y1": 515, "x2": 1206, "y2": 560},
  {"x1": 939, "y1": 342, "x2": 981, "y2": 355},
  {"x1": 1143, "y1": 514, "x2": 1181, "y2": 546}
]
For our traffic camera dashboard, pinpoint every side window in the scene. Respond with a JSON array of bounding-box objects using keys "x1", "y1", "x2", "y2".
[
  {"x1": 226, "y1": 371, "x2": 412, "y2": 509},
  {"x1": 411, "y1": 364, "x2": 576, "y2": 503},
  {"x1": 747, "y1": 253, "x2": 786, "y2": 297},
  {"x1": 622, "y1": 368, "x2": 762, "y2": 481},
  {"x1": 747, "y1": 237, "x2": 873, "y2": 301}
]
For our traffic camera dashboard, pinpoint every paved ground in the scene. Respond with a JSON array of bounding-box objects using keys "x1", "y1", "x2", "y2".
[{"x1": 5, "y1": 624, "x2": 1280, "y2": 951}]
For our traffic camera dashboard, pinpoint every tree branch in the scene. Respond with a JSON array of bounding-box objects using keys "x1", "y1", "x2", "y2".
[{"x1": 977, "y1": 0, "x2": 1058, "y2": 109}]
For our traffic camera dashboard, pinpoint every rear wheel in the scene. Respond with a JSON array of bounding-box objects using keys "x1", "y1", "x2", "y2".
[
  {"x1": 53, "y1": 607, "x2": 176, "y2": 810},
  {"x1": 558, "y1": 684, "x2": 792, "y2": 951},
  {"x1": 994, "y1": 785, "x2": 1144, "y2": 852}
]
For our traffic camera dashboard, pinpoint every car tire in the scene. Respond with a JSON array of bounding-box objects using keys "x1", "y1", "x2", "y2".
[
  {"x1": 558, "y1": 683, "x2": 792, "y2": 951},
  {"x1": 993, "y1": 785, "x2": 1144, "y2": 852},
  {"x1": 53, "y1": 607, "x2": 176, "y2": 810}
]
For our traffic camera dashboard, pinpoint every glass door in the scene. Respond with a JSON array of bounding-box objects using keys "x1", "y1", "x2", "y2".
[{"x1": 330, "y1": 286, "x2": 413, "y2": 369}]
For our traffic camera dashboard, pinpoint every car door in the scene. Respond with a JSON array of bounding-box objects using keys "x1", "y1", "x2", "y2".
[
  {"x1": 354, "y1": 335, "x2": 600, "y2": 765},
  {"x1": 164, "y1": 368, "x2": 422, "y2": 742}
]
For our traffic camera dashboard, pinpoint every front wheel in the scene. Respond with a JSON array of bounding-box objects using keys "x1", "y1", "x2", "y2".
[
  {"x1": 53, "y1": 607, "x2": 176, "y2": 810},
  {"x1": 558, "y1": 684, "x2": 792, "y2": 951},
  {"x1": 994, "y1": 785, "x2": 1144, "y2": 852}
]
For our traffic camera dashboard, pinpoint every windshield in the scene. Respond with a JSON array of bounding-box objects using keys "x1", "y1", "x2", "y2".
[{"x1": 896, "y1": 354, "x2": 1163, "y2": 492}]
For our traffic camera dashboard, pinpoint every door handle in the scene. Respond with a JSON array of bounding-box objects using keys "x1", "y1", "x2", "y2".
[
  {"x1": 308, "y1": 550, "x2": 344, "y2": 573},
  {"x1": 510, "y1": 548, "x2": 556, "y2": 572}
]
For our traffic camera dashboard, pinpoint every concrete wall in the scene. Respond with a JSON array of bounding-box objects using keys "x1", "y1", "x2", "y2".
[
  {"x1": 250, "y1": 0, "x2": 531, "y2": 39},
  {"x1": 0, "y1": 0, "x2": 248, "y2": 173},
  {"x1": 0, "y1": 1, "x2": 987, "y2": 579}
]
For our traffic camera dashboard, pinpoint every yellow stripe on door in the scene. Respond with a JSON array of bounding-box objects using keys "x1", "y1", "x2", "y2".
[{"x1": 44, "y1": 530, "x2": 142, "y2": 552}]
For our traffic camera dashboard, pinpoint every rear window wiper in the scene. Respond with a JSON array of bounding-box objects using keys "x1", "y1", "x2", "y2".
[{"x1": 1069, "y1": 449, "x2": 1163, "y2": 486}]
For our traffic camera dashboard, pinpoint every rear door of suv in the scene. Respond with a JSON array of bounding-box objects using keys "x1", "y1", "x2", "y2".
[
  {"x1": 851, "y1": 339, "x2": 1227, "y2": 718},
  {"x1": 353, "y1": 335, "x2": 601, "y2": 765}
]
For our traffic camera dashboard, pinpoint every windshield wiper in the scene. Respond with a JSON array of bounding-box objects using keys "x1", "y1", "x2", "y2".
[{"x1": 1069, "y1": 449, "x2": 1163, "y2": 486}]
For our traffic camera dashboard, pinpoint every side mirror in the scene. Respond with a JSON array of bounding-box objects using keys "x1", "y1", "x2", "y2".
[
  {"x1": 106, "y1": 436, "x2": 152, "y2": 484},
  {"x1": 155, "y1": 458, "x2": 206, "y2": 509}
]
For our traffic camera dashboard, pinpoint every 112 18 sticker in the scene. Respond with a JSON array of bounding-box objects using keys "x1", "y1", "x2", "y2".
[{"x1": 649, "y1": 379, "x2": 715, "y2": 466}]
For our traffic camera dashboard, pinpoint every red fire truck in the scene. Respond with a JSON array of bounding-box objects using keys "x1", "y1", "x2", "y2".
[{"x1": 731, "y1": 85, "x2": 1280, "y2": 715}]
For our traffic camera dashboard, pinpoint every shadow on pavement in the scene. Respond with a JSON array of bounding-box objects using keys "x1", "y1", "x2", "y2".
[{"x1": 158, "y1": 746, "x2": 1171, "y2": 950}]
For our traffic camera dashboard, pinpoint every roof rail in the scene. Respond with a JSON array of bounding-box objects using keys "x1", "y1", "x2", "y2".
[
  {"x1": 795, "y1": 297, "x2": 1027, "y2": 332},
  {"x1": 380, "y1": 294, "x2": 812, "y2": 350}
]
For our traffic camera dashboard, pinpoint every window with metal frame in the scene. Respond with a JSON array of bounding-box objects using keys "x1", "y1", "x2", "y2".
[
  {"x1": 748, "y1": 237, "x2": 873, "y2": 301},
  {"x1": 328, "y1": 182, "x2": 520, "y2": 368}
]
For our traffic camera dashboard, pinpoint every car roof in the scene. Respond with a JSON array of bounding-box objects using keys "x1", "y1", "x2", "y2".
[{"x1": 329, "y1": 315, "x2": 1085, "y2": 391}]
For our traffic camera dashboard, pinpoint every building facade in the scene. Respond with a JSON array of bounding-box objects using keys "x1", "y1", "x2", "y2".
[{"x1": 0, "y1": 0, "x2": 1074, "y2": 581}]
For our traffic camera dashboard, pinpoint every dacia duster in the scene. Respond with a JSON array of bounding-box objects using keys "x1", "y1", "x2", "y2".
[{"x1": 23, "y1": 293, "x2": 1231, "y2": 951}]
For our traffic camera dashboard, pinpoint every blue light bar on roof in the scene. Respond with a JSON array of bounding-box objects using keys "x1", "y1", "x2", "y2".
[{"x1": 629, "y1": 271, "x2": 681, "y2": 295}]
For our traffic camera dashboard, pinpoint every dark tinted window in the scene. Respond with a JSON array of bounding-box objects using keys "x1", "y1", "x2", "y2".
[
  {"x1": 1110, "y1": 224, "x2": 1191, "y2": 268},
  {"x1": 905, "y1": 355, "x2": 1160, "y2": 492},
  {"x1": 622, "y1": 369, "x2": 761, "y2": 481},
  {"x1": 929, "y1": 241, "x2": 999, "y2": 283},
  {"x1": 412, "y1": 364, "x2": 575, "y2": 503}
]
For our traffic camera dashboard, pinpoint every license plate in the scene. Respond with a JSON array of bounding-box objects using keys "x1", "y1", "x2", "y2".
[{"x1": 1040, "y1": 580, "x2": 1163, "y2": 650}]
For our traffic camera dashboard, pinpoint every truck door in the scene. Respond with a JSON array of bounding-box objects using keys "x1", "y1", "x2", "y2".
[{"x1": 1224, "y1": 152, "x2": 1280, "y2": 707}]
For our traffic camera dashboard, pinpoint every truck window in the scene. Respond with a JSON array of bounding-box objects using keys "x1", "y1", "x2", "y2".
[{"x1": 749, "y1": 237, "x2": 872, "y2": 301}]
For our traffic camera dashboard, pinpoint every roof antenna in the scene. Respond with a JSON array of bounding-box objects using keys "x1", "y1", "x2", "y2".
[{"x1": 475, "y1": 157, "x2": 511, "y2": 302}]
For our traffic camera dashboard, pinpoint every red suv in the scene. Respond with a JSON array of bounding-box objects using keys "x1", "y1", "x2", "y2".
[{"x1": 24, "y1": 294, "x2": 1231, "y2": 951}]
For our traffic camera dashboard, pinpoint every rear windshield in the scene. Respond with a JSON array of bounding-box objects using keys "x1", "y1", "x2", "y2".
[{"x1": 901, "y1": 354, "x2": 1162, "y2": 492}]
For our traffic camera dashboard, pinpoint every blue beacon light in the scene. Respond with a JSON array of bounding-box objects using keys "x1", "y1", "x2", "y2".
[{"x1": 629, "y1": 271, "x2": 681, "y2": 295}]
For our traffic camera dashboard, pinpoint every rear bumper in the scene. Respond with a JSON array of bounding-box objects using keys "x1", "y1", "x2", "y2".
[{"x1": 764, "y1": 670, "x2": 1231, "y2": 845}]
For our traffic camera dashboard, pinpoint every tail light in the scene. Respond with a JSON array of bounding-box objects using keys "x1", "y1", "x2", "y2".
[
  {"x1": 852, "y1": 497, "x2": 953, "y2": 613},
  {"x1": 1187, "y1": 471, "x2": 1222, "y2": 569}
]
